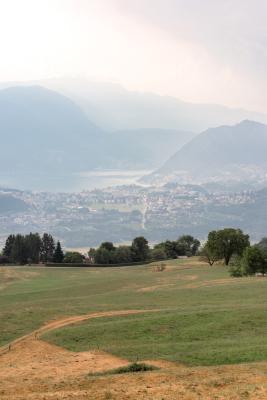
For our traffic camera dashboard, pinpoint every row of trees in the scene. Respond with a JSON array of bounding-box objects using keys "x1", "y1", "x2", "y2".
[
  {"x1": 1, "y1": 233, "x2": 64, "y2": 265},
  {"x1": 89, "y1": 235, "x2": 200, "y2": 265},
  {"x1": 3, "y1": 228, "x2": 266, "y2": 274}
]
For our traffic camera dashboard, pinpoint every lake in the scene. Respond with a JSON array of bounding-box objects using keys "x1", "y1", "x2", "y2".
[{"x1": 0, "y1": 170, "x2": 151, "y2": 192}]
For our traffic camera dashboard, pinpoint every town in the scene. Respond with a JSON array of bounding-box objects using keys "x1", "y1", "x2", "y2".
[{"x1": 0, "y1": 183, "x2": 261, "y2": 250}]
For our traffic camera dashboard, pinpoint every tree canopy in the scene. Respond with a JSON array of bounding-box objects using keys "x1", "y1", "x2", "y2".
[{"x1": 206, "y1": 228, "x2": 250, "y2": 265}]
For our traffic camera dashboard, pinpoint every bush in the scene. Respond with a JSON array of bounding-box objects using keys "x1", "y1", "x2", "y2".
[
  {"x1": 88, "y1": 362, "x2": 158, "y2": 377},
  {"x1": 229, "y1": 247, "x2": 267, "y2": 277},
  {"x1": 229, "y1": 255, "x2": 243, "y2": 277},
  {"x1": 114, "y1": 362, "x2": 157, "y2": 373},
  {"x1": 241, "y1": 246, "x2": 266, "y2": 275}
]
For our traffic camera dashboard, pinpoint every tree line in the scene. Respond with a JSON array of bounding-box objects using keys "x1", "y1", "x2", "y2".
[
  {"x1": 89, "y1": 235, "x2": 200, "y2": 265},
  {"x1": 0, "y1": 233, "x2": 201, "y2": 265},
  {"x1": 2, "y1": 228, "x2": 267, "y2": 275},
  {"x1": 1, "y1": 233, "x2": 64, "y2": 265}
]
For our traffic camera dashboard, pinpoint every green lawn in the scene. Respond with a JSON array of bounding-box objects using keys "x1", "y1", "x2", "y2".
[{"x1": 1, "y1": 259, "x2": 267, "y2": 366}]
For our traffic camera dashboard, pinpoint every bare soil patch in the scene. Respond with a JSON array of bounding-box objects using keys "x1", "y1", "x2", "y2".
[
  {"x1": 0, "y1": 268, "x2": 40, "y2": 291},
  {"x1": 1, "y1": 309, "x2": 267, "y2": 399},
  {"x1": 184, "y1": 277, "x2": 259, "y2": 289}
]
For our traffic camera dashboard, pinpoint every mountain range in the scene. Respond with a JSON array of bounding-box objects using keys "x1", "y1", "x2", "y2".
[
  {"x1": 146, "y1": 120, "x2": 267, "y2": 186},
  {"x1": 1, "y1": 78, "x2": 265, "y2": 133},
  {"x1": 0, "y1": 85, "x2": 194, "y2": 190},
  {"x1": 1, "y1": 80, "x2": 267, "y2": 191}
]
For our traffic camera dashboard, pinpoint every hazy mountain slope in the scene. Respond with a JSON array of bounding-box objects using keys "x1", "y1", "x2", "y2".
[
  {"x1": 0, "y1": 194, "x2": 29, "y2": 213},
  {"x1": 152, "y1": 120, "x2": 267, "y2": 180},
  {"x1": 0, "y1": 85, "x2": 196, "y2": 190},
  {"x1": 1, "y1": 79, "x2": 266, "y2": 132},
  {"x1": 0, "y1": 86, "x2": 107, "y2": 174},
  {"x1": 107, "y1": 129, "x2": 195, "y2": 168}
]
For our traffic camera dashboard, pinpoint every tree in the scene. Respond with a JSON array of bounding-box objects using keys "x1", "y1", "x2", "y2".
[
  {"x1": 131, "y1": 236, "x2": 149, "y2": 262},
  {"x1": 241, "y1": 246, "x2": 266, "y2": 275},
  {"x1": 114, "y1": 246, "x2": 133, "y2": 264},
  {"x1": 155, "y1": 241, "x2": 177, "y2": 259},
  {"x1": 40, "y1": 233, "x2": 55, "y2": 263},
  {"x1": 94, "y1": 248, "x2": 111, "y2": 264},
  {"x1": 256, "y1": 237, "x2": 267, "y2": 256},
  {"x1": 53, "y1": 241, "x2": 64, "y2": 263},
  {"x1": 25, "y1": 233, "x2": 41, "y2": 264},
  {"x1": 176, "y1": 235, "x2": 200, "y2": 256},
  {"x1": 3, "y1": 235, "x2": 16, "y2": 260},
  {"x1": 199, "y1": 243, "x2": 219, "y2": 266},
  {"x1": 88, "y1": 248, "x2": 97, "y2": 263},
  {"x1": 94, "y1": 242, "x2": 117, "y2": 264},
  {"x1": 150, "y1": 247, "x2": 167, "y2": 260},
  {"x1": 0, "y1": 255, "x2": 9, "y2": 264},
  {"x1": 100, "y1": 242, "x2": 115, "y2": 252},
  {"x1": 64, "y1": 251, "x2": 84, "y2": 264},
  {"x1": 228, "y1": 255, "x2": 243, "y2": 277},
  {"x1": 10, "y1": 234, "x2": 28, "y2": 265},
  {"x1": 206, "y1": 228, "x2": 250, "y2": 265}
]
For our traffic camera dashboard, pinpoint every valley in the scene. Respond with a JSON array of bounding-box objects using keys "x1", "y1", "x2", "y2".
[{"x1": 1, "y1": 183, "x2": 267, "y2": 249}]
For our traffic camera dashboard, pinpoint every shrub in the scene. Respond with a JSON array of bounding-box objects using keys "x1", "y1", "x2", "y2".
[
  {"x1": 229, "y1": 255, "x2": 243, "y2": 277},
  {"x1": 88, "y1": 362, "x2": 158, "y2": 377}
]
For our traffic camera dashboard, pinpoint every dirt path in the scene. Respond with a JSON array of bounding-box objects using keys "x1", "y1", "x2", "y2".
[
  {"x1": 1, "y1": 309, "x2": 267, "y2": 399},
  {"x1": 0, "y1": 309, "x2": 156, "y2": 356}
]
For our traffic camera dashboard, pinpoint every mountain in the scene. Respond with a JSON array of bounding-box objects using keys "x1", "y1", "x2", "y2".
[
  {"x1": 147, "y1": 120, "x2": 267, "y2": 184},
  {"x1": 0, "y1": 193, "x2": 29, "y2": 213},
  {"x1": 106, "y1": 129, "x2": 195, "y2": 169},
  {"x1": 0, "y1": 85, "x2": 107, "y2": 174},
  {"x1": 1, "y1": 78, "x2": 266, "y2": 132},
  {"x1": 0, "y1": 85, "x2": 196, "y2": 190}
]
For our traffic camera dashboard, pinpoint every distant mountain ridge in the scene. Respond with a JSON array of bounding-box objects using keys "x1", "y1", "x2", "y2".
[
  {"x1": 0, "y1": 85, "x2": 105, "y2": 173},
  {"x1": 0, "y1": 78, "x2": 266, "y2": 132},
  {"x1": 0, "y1": 85, "x2": 195, "y2": 190},
  {"x1": 147, "y1": 120, "x2": 267, "y2": 184},
  {"x1": 107, "y1": 128, "x2": 195, "y2": 169},
  {"x1": 0, "y1": 193, "x2": 29, "y2": 213}
]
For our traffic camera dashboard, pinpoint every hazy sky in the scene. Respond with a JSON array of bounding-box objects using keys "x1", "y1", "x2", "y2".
[{"x1": 0, "y1": 0, "x2": 266, "y2": 112}]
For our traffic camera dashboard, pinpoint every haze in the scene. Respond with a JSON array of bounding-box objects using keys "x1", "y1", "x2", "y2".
[{"x1": 0, "y1": 0, "x2": 266, "y2": 113}]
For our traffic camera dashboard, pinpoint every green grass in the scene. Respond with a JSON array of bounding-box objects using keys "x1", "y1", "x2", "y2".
[{"x1": 1, "y1": 259, "x2": 267, "y2": 366}]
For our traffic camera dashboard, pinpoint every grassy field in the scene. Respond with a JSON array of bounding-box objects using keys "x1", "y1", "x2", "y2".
[{"x1": 1, "y1": 259, "x2": 267, "y2": 366}]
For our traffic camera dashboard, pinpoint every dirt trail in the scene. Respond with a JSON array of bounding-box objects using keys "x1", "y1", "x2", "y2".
[
  {"x1": 1, "y1": 309, "x2": 267, "y2": 399},
  {"x1": 0, "y1": 309, "x2": 156, "y2": 356}
]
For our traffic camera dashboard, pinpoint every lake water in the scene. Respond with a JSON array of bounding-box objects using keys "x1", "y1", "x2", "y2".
[{"x1": 0, "y1": 170, "x2": 151, "y2": 192}]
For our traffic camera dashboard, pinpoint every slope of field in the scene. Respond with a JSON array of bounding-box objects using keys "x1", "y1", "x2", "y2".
[{"x1": 1, "y1": 260, "x2": 267, "y2": 399}]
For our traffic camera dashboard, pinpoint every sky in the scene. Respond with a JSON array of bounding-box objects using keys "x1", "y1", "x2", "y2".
[{"x1": 0, "y1": 0, "x2": 266, "y2": 112}]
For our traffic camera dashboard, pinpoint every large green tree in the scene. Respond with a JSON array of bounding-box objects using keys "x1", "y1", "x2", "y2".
[
  {"x1": 176, "y1": 235, "x2": 200, "y2": 256},
  {"x1": 131, "y1": 236, "x2": 149, "y2": 262},
  {"x1": 3, "y1": 235, "x2": 16, "y2": 260},
  {"x1": 199, "y1": 243, "x2": 219, "y2": 266},
  {"x1": 53, "y1": 241, "x2": 64, "y2": 263},
  {"x1": 64, "y1": 251, "x2": 84, "y2": 264},
  {"x1": 206, "y1": 228, "x2": 250, "y2": 265},
  {"x1": 114, "y1": 246, "x2": 133, "y2": 264},
  {"x1": 25, "y1": 233, "x2": 41, "y2": 263},
  {"x1": 40, "y1": 233, "x2": 55, "y2": 263},
  {"x1": 242, "y1": 246, "x2": 266, "y2": 275},
  {"x1": 10, "y1": 234, "x2": 28, "y2": 265}
]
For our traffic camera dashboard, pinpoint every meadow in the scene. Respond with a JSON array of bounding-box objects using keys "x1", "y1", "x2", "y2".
[{"x1": 1, "y1": 259, "x2": 267, "y2": 366}]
